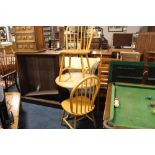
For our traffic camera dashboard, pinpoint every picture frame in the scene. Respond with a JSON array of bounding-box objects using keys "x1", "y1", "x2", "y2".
[{"x1": 108, "y1": 26, "x2": 124, "y2": 32}]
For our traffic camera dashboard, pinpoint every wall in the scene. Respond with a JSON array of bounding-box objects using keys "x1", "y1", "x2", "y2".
[{"x1": 102, "y1": 26, "x2": 142, "y2": 46}]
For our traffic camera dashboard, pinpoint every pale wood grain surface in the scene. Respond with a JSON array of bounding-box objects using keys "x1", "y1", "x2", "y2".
[
  {"x1": 0, "y1": 92, "x2": 21, "y2": 129},
  {"x1": 55, "y1": 72, "x2": 93, "y2": 89}
]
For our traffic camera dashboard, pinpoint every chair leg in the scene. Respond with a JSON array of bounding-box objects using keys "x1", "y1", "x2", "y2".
[
  {"x1": 4, "y1": 79, "x2": 9, "y2": 92},
  {"x1": 61, "y1": 110, "x2": 65, "y2": 124},
  {"x1": 15, "y1": 82, "x2": 20, "y2": 92},
  {"x1": 59, "y1": 55, "x2": 65, "y2": 81},
  {"x1": 69, "y1": 56, "x2": 71, "y2": 68},
  {"x1": 96, "y1": 94, "x2": 100, "y2": 116},
  {"x1": 61, "y1": 111, "x2": 73, "y2": 128},
  {"x1": 80, "y1": 55, "x2": 85, "y2": 78},
  {"x1": 91, "y1": 112, "x2": 97, "y2": 128},
  {"x1": 86, "y1": 54, "x2": 91, "y2": 74},
  {"x1": 15, "y1": 75, "x2": 20, "y2": 92},
  {"x1": 74, "y1": 116, "x2": 77, "y2": 129}
]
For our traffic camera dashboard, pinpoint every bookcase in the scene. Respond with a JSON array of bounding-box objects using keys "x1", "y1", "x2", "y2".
[
  {"x1": 43, "y1": 26, "x2": 64, "y2": 49},
  {"x1": 43, "y1": 26, "x2": 53, "y2": 48}
]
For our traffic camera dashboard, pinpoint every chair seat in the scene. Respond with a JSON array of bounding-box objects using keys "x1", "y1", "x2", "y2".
[
  {"x1": 61, "y1": 96, "x2": 95, "y2": 116},
  {"x1": 60, "y1": 49, "x2": 90, "y2": 55}
]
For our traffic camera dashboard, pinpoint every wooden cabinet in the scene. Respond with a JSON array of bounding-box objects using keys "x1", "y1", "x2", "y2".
[
  {"x1": 16, "y1": 50, "x2": 60, "y2": 95},
  {"x1": 43, "y1": 26, "x2": 53, "y2": 48},
  {"x1": 14, "y1": 26, "x2": 45, "y2": 52},
  {"x1": 16, "y1": 50, "x2": 61, "y2": 108},
  {"x1": 136, "y1": 32, "x2": 155, "y2": 52},
  {"x1": 135, "y1": 32, "x2": 155, "y2": 62}
]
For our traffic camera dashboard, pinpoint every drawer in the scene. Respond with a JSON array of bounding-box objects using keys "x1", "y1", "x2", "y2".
[
  {"x1": 16, "y1": 43, "x2": 36, "y2": 51},
  {"x1": 120, "y1": 52, "x2": 141, "y2": 62},
  {"x1": 14, "y1": 26, "x2": 34, "y2": 33},
  {"x1": 16, "y1": 34, "x2": 35, "y2": 42}
]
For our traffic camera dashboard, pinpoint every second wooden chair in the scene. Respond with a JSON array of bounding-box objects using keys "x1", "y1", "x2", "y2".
[
  {"x1": 59, "y1": 26, "x2": 94, "y2": 81},
  {"x1": 60, "y1": 75, "x2": 100, "y2": 129}
]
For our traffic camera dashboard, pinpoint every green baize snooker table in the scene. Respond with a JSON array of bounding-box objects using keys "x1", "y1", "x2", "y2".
[{"x1": 103, "y1": 82, "x2": 155, "y2": 129}]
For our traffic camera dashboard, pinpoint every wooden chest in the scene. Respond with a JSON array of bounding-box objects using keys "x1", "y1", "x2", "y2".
[{"x1": 14, "y1": 26, "x2": 45, "y2": 52}]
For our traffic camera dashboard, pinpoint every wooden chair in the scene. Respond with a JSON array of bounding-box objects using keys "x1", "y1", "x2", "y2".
[
  {"x1": 61, "y1": 75, "x2": 100, "y2": 129},
  {"x1": 59, "y1": 26, "x2": 94, "y2": 81},
  {"x1": 0, "y1": 54, "x2": 19, "y2": 91}
]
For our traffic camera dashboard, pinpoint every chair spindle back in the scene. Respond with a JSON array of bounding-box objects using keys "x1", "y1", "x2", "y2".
[{"x1": 69, "y1": 75, "x2": 100, "y2": 115}]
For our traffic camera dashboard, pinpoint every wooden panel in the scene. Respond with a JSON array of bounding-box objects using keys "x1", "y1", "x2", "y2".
[
  {"x1": 136, "y1": 32, "x2": 155, "y2": 53},
  {"x1": 148, "y1": 26, "x2": 155, "y2": 32},
  {"x1": 34, "y1": 26, "x2": 45, "y2": 50}
]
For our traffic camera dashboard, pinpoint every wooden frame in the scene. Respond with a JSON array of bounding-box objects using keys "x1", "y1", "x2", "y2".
[
  {"x1": 108, "y1": 26, "x2": 124, "y2": 32},
  {"x1": 103, "y1": 82, "x2": 155, "y2": 129}
]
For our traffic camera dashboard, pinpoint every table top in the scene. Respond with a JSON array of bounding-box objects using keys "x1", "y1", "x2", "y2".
[
  {"x1": 0, "y1": 92, "x2": 21, "y2": 129},
  {"x1": 104, "y1": 82, "x2": 155, "y2": 129},
  {"x1": 55, "y1": 72, "x2": 94, "y2": 89},
  {"x1": 64, "y1": 57, "x2": 100, "y2": 70}
]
